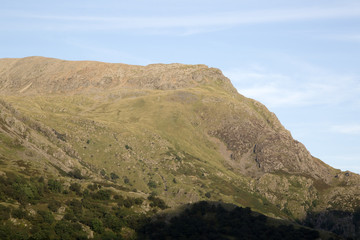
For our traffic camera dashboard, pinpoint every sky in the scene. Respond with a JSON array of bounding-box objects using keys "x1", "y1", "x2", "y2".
[{"x1": 1, "y1": 0, "x2": 359, "y2": 173}]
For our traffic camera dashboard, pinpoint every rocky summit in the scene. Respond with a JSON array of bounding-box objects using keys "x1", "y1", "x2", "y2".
[{"x1": 0, "y1": 56, "x2": 359, "y2": 239}]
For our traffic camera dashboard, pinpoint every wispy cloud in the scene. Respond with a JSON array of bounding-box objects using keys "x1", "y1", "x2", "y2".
[
  {"x1": 331, "y1": 124, "x2": 360, "y2": 134},
  {"x1": 325, "y1": 34, "x2": 360, "y2": 42},
  {"x1": 2, "y1": 5, "x2": 360, "y2": 32},
  {"x1": 224, "y1": 65, "x2": 360, "y2": 108}
]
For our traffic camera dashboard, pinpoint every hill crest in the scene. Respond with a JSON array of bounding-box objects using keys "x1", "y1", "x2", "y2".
[{"x1": 0, "y1": 56, "x2": 236, "y2": 95}]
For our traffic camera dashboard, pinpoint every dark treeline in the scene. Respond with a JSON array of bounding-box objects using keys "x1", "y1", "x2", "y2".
[
  {"x1": 0, "y1": 171, "x2": 163, "y2": 240},
  {"x1": 139, "y1": 201, "x2": 331, "y2": 240},
  {"x1": 0, "y1": 171, "x2": 340, "y2": 240}
]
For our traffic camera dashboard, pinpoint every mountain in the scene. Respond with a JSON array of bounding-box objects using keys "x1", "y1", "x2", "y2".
[{"x1": 0, "y1": 56, "x2": 359, "y2": 239}]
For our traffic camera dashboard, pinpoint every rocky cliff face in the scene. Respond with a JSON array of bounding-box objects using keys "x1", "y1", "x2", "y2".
[{"x1": 1, "y1": 56, "x2": 359, "y2": 238}]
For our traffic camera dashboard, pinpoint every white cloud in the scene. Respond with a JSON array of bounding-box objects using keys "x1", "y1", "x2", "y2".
[
  {"x1": 331, "y1": 124, "x2": 360, "y2": 134},
  {"x1": 324, "y1": 34, "x2": 360, "y2": 42},
  {"x1": 224, "y1": 66, "x2": 360, "y2": 108},
  {"x1": 2, "y1": 5, "x2": 360, "y2": 32}
]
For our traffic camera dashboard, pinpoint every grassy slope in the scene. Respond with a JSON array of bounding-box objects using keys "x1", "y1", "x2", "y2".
[
  {"x1": 2, "y1": 81, "x2": 359, "y2": 224},
  {"x1": 3, "y1": 83, "x2": 286, "y2": 217},
  {"x1": 1, "y1": 83, "x2": 358, "y2": 239}
]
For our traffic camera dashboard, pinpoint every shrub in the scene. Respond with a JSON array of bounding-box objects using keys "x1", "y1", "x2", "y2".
[
  {"x1": 62, "y1": 189, "x2": 69, "y2": 195},
  {"x1": 47, "y1": 179, "x2": 62, "y2": 193},
  {"x1": 104, "y1": 214, "x2": 122, "y2": 232},
  {"x1": 147, "y1": 195, "x2": 167, "y2": 210},
  {"x1": 205, "y1": 192, "x2": 211, "y2": 198},
  {"x1": 37, "y1": 210, "x2": 55, "y2": 224},
  {"x1": 0, "y1": 204, "x2": 10, "y2": 220},
  {"x1": 113, "y1": 194, "x2": 123, "y2": 200},
  {"x1": 55, "y1": 220, "x2": 87, "y2": 240},
  {"x1": 87, "y1": 183, "x2": 100, "y2": 191},
  {"x1": 69, "y1": 183, "x2": 82, "y2": 195},
  {"x1": 48, "y1": 199, "x2": 61, "y2": 212},
  {"x1": 69, "y1": 168, "x2": 84, "y2": 179},
  {"x1": 134, "y1": 198, "x2": 144, "y2": 205},
  {"x1": 12, "y1": 208, "x2": 27, "y2": 219},
  {"x1": 67, "y1": 199, "x2": 83, "y2": 217},
  {"x1": 110, "y1": 173, "x2": 119, "y2": 180},
  {"x1": 0, "y1": 222, "x2": 29, "y2": 240},
  {"x1": 97, "y1": 231, "x2": 120, "y2": 240},
  {"x1": 147, "y1": 180, "x2": 157, "y2": 189},
  {"x1": 123, "y1": 198, "x2": 135, "y2": 208},
  {"x1": 91, "y1": 219, "x2": 104, "y2": 234},
  {"x1": 91, "y1": 189, "x2": 112, "y2": 200}
]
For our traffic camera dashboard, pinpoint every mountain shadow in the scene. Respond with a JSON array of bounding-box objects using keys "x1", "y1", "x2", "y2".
[
  {"x1": 138, "y1": 201, "x2": 341, "y2": 240},
  {"x1": 304, "y1": 209, "x2": 360, "y2": 240}
]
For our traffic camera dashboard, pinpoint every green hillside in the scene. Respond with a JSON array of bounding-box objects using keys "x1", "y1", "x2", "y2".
[{"x1": 0, "y1": 57, "x2": 359, "y2": 239}]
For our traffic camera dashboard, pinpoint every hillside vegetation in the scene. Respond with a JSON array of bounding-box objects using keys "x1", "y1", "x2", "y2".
[{"x1": 0, "y1": 57, "x2": 359, "y2": 239}]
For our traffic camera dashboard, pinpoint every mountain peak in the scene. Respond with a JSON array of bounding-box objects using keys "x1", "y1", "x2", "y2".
[{"x1": 0, "y1": 56, "x2": 236, "y2": 95}]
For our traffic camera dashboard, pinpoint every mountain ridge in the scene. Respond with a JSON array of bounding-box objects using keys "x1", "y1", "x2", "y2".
[
  {"x1": 0, "y1": 56, "x2": 337, "y2": 182},
  {"x1": 0, "y1": 56, "x2": 236, "y2": 95},
  {"x1": 1, "y1": 56, "x2": 359, "y2": 238}
]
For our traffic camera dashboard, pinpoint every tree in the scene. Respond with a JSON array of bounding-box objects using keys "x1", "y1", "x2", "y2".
[
  {"x1": 47, "y1": 179, "x2": 62, "y2": 193},
  {"x1": 69, "y1": 183, "x2": 82, "y2": 195},
  {"x1": 48, "y1": 199, "x2": 61, "y2": 212},
  {"x1": 0, "y1": 204, "x2": 10, "y2": 220},
  {"x1": 92, "y1": 219, "x2": 104, "y2": 234},
  {"x1": 55, "y1": 220, "x2": 87, "y2": 240}
]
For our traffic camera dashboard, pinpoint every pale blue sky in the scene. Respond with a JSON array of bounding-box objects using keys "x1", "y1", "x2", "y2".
[{"x1": 1, "y1": 0, "x2": 359, "y2": 173}]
